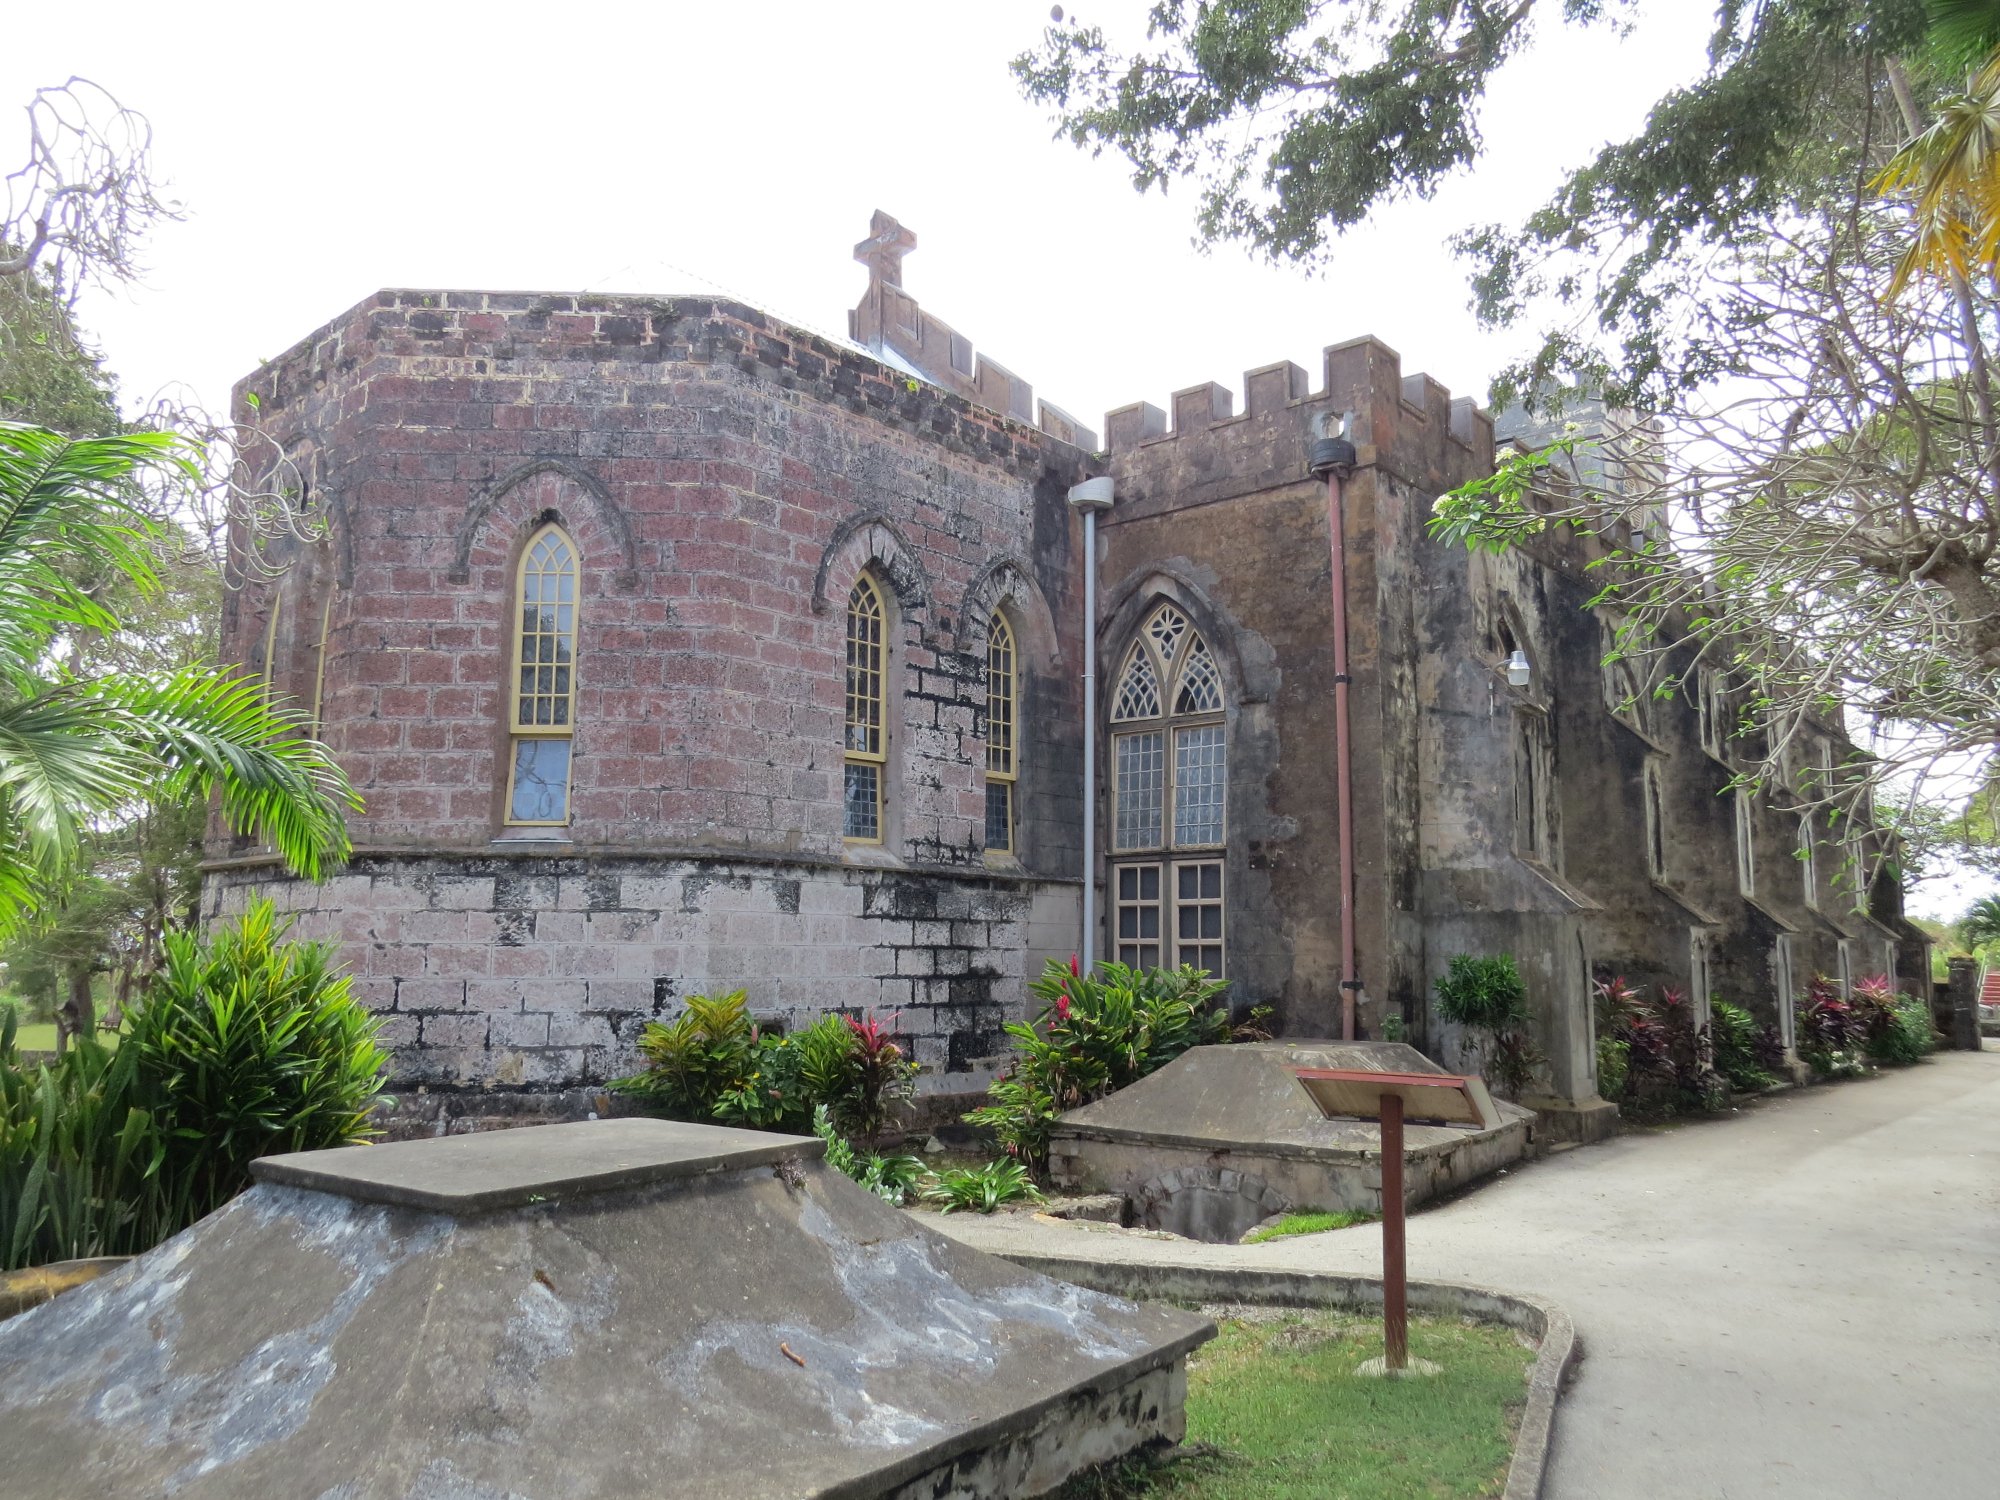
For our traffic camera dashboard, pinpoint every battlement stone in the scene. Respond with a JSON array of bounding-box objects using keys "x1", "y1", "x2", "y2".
[{"x1": 1103, "y1": 335, "x2": 1494, "y2": 505}]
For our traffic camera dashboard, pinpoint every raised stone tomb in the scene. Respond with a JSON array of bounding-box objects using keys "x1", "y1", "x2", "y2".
[
  {"x1": 0, "y1": 1119, "x2": 1212, "y2": 1498},
  {"x1": 1049, "y1": 1041, "x2": 1535, "y2": 1242}
]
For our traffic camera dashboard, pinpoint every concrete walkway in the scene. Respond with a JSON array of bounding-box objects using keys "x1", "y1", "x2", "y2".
[{"x1": 928, "y1": 1048, "x2": 2000, "y2": 1499}]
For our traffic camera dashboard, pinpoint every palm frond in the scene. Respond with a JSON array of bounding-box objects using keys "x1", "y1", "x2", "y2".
[
  {"x1": 0, "y1": 686, "x2": 150, "y2": 870},
  {"x1": 86, "y1": 670, "x2": 360, "y2": 880},
  {"x1": 0, "y1": 424, "x2": 202, "y2": 675},
  {"x1": 1926, "y1": 0, "x2": 2000, "y2": 76},
  {"x1": 1873, "y1": 53, "x2": 2000, "y2": 295}
]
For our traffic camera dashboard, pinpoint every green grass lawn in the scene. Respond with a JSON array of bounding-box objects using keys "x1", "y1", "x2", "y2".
[
  {"x1": 2, "y1": 1018, "x2": 118, "y2": 1054},
  {"x1": 1059, "y1": 1307, "x2": 1534, "y2": 1500},
  {"x1": 1242, "y1": 1210, "x2": 1379, "y2": 1244}
]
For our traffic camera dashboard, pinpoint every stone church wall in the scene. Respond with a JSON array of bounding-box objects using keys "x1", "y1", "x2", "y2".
[{"x1": 211, "y1": 291, "x2": 1093, "y2": 1108}]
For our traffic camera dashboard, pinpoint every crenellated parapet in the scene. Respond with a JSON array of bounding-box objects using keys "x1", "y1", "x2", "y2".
[
  {"x1": 848, "y1": 210, "x2": 1098, "y2": 452},
  {"x1": 1100, "y1": 336, "x2": 1495, "y2": 518}
]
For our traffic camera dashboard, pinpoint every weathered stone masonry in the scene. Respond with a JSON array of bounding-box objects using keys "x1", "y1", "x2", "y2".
[
  {"x1": 213, "y1": 289, "x2": 1091, "y2": 1109},
  {"x1": 213, "y1": 220, "x2": 1933, "y2": 1122}
]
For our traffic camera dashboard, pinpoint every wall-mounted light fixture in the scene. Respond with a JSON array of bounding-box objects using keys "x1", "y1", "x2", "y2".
[{"x1": 1506, "y1": 648, "x2": 1532, "y2": 689}]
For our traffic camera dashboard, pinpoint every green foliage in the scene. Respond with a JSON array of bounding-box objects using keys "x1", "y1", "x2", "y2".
[
  {"x1": 2, "y1": 1023, "x2": 164, "y2": 1270},
  {"x1": 1851, "y1": 975, "x2": 1936, "y2": 1066},
  {"x1": 964, "y1": 959, "x2": 1231, "y2": 1175},
  {"x1": 1, "y1": 901, "x2": 384, "y2": 1270},
  {"x1": 1710, "y1": 1000, "x2": 1781, "y2": 1093},
  {"x1": 923, "y1": 1157, "x2": 1042, "y2": 1215},
  {"x1": 1432, "y1": 954, "x2": 1528, "y2": 1032},
  {"x1": 618, "y1": 990, "x2": 764, "y2": 1119},
  {"x1": 614, "y1": 993, "x2": 916, "y2": 1140},
  {"x1": 1240, "y1": 1209, "x2": 1378, "y2": 1245},
  {"x1": 1015, "y1": 1, "x2": 1934, "y2": 410},
  {"x1": 963, "y1": 1073, "x2": 1060, "y2": 1168},
  {"x1": 810, "y1": 1104, "x2": 927, "y2": 1206},
  {"x1": 1594, "y1": 977, "x2": 1726, "y2": 1119},
  {"x1": 0, "y1": 263, "x2": 121, "y2": 437},
  {"x1": 1962, "y1": 894, "x2": 2000, "y2": 948},
  {"x1": 1595, "y1": 1034, "x2": 1630, "y2": 1103},
  {"x1": 128, "y1": 899, "x2": 385, "y2": 1222},
  {"x1": 1433, "y1": 953, "x2": 1541, "y2": 1097},
  {"x1": 0, "y1": 424, "x2": 358, "y2": 930}
]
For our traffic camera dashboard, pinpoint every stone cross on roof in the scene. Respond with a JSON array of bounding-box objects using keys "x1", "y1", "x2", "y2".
[{"x1": 854, "y1": 209, "x2": 917, "y2": 288}]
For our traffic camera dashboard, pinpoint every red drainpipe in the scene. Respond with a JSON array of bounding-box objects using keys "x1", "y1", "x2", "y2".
[{"x1": 1310, "y1": 433, "x2": 1361, "y2": 1040}]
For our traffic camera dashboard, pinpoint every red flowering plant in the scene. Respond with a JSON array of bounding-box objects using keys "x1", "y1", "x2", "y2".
[
  {"x1": 964, "y1": 959, "x2": 1230, "y2": 1176},
  {"x1": 1593, "y1": 976, "x2": 1724, "y2": 1118}
]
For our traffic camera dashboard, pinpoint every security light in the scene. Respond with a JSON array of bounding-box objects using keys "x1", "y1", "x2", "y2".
[{"x1": 1506, "y1": 648, "x2": 1532, "y2": 688}]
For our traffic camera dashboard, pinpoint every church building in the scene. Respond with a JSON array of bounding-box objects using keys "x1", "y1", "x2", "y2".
[{"x1": 204, "y1": 213, "x2": 1932, "y2": 1126}]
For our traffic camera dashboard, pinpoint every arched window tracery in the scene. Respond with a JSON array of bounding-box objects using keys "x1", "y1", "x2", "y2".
[{"x1": 1109, "y1": 602, "x2": 1228, "y2": 976}]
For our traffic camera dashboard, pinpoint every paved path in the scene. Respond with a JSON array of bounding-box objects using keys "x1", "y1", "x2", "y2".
[{"x1": 929, "y1": 1048, "x2": 2000, "y2": 1499}]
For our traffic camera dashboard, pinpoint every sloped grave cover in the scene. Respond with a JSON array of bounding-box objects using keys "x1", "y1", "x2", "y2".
[
  {"x1": 1057, "y1": 1041, "x2": 1532, "y2": 1159},
  {"x1": 0, "y1": 1119, "x2": 1210, "y2": 1499}
]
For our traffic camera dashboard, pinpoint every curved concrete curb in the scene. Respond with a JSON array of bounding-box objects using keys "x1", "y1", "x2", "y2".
[{"x1": 986, "y1": 1253, "x2": 1578, "y2": 1500}]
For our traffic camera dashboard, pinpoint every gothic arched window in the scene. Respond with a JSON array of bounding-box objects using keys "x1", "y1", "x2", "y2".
[
  {"x1": 1109, "y1": 603, "x2": 1226, "y2": 975},
  {"x1": 984, "y1": 612, "x2": 1017, "y2": 854},
  {"x1": 506, "y1": 524, "x2": 578, "y2": 825},
  {"x1": 844, "y1": 575, "x2": 888, "y2": 843}
]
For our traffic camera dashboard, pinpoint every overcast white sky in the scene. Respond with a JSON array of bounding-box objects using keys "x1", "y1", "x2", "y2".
[{"x1": 4, "y1": 2, "x2": 1983, "y2": 920}]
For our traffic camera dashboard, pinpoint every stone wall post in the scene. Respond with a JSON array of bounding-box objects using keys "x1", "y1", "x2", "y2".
[{"x1": 1940, "y1": 958, "x2": 1981, "y2": 1052}]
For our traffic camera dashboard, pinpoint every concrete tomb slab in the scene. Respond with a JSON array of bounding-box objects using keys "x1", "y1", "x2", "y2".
[
  {"x1": 1049, "y1": 1042, "x2": 1534, "y2": 1241},
  {"x1": 251, "y1": 1115, "x2": 816, "y2": 1212},
  {"x1": 0, "y1": 1118, "x2": 1213, "y2": 1499}
]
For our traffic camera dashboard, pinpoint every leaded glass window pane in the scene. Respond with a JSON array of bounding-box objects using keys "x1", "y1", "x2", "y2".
[
  {"x1": 515, "y1": 529, "x2": 577, "y2": 729},
  {"x1": 843, "y1": 762, "x2": 881, "y2": 841},
  {"x1": 986, "y1": 616, "x2": 1015, "y2": 776},
  {"x1": 1111, "y1": 646, "x2": 1162, "y2": 722},
  {"x1": 1115, "y1": 864, "x2": 1162, "y2": 968},
  {"x1": 984, "y1": 780, "x2": 1012, "y2": 853},
  {"x1": 1173, "y1": 724, "x2": 1225, "y2": 846},
  {"x1": 509, "y1": 739, "x2": 571, "y2": 824},
  {"x1": 845, "y1": 579, "x2": 884, "y2": 757},
  {"x1": 1114, "y1": 731, "x2": 1165, "y2": 850},
  {"x1": 1174, "y1": 635, "x2": 1223, "y2": 713},
  {"x1": 1174, "y1": 859, "x2": 1224, "y2": 976}
]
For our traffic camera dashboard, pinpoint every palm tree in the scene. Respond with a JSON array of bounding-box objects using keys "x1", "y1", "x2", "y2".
[
  {"x1": 0, "y1": 421, "x2": 357, "y2": 931},
  {"x1": 1962, "y1": 894, "x2": 2000, "y2": 948},
  {"x1": 1874, "y1": 2, "x2": 2000, "y2": 295}
]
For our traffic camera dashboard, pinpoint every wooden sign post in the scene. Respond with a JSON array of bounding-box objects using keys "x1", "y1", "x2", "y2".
[{"x1": 1291, "y1": 1068, "x2": 1497, "y2": 1374}]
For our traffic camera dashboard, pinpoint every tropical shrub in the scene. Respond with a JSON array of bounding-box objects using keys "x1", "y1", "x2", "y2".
[
  {"x1": 126, "y1": 901, "x2": 385, "y2": 1222},
  {"x1": 1796, "y1": 976, "x2": 1860, "y2": 1075},
  {"x1": 1433, "y1": 955, "x2": 1528, "y2": 1032},
  {"x1": 1434, "y1": 953, "x2": 1541, "y2": 1097},
  {"x1": 1850, "y1": 976, "x2": 1934, "y2": 1067},
  {"x1": 810, "y1": 1105, "x2": 927, "y2": 1205},
  {"x1": 964, "y1": 959, "x2": 1230, "y2": 1175},
  {"x1": 1594, "y1": 977, "x2": 1724, "y2": 1118},
  {"x1": 2, "y1": 1020, "x2": 164, "y2": 1270},
  {"x1": 924, "y1": 1157, "x2": 1043, "y2": 1214},
  {"x1": 2, "y1": 901, "x2": 384, "y2": 1270},
  {"x1": 1595, "y1": 1032, "x2": 1630, "y2": 1103},
  {"x1": 1710, "y1": 1000, "x2": 1783, "y2": 1093},
  {"x1": 614, "y1": 993, "x2": 916, "y2": 1140}
]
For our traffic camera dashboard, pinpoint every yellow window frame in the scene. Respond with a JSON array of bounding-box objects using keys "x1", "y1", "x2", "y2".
[
  {"x1": 844, "y1": 575, "x2": 888, "y2": 844},
  {"x1": 505, "y1": 523, "x2": 579, "y2": 827},
  {"x1": 985, "y1": 611, "x2": 1017, "y2": 853}
]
